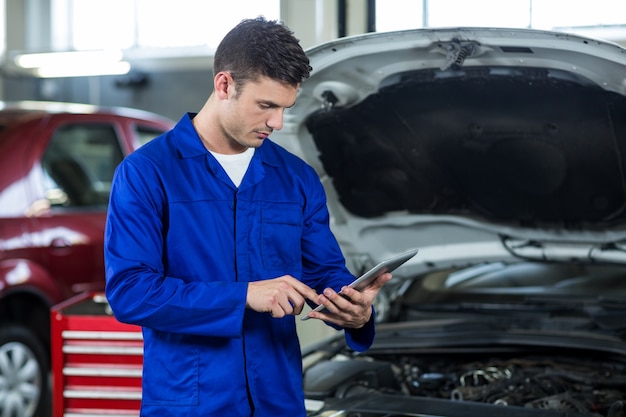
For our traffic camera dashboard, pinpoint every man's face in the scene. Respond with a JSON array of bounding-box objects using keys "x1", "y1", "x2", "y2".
[{"x1": 219, "y1": 75, "x2": 298, "y2": 153}]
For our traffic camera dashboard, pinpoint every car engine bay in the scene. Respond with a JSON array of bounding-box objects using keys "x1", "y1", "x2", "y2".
[{"x1": 303, "y1": 349, "x2": 626, "y2": 416}]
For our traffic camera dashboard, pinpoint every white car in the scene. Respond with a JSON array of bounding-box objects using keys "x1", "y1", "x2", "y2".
[{"x1": 272, "y1": 27, "x2": 626, "y2": 417}]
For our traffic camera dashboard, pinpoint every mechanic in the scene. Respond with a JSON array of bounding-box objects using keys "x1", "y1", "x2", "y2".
[{"x1": 104, "y1": 16, "x2": 391, "y2": 417}]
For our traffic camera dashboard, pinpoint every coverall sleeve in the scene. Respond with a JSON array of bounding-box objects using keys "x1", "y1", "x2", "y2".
[{"x1": 299, "y1": 170, "x2": 376, "y2": 351}]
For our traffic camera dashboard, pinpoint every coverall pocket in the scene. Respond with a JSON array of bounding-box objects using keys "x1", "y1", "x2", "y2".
[
  {"x1": 141, "y1": 342, "x2": 199, "y2": 406},
  {"x1": 261, "y1": 203, "x2": 302, "y2": 270}
]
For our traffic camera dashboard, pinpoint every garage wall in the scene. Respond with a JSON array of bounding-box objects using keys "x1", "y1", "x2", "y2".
[
  {"x1": 4, "y1": 68, "x2": 211, "y2": 122},
  {"x1": 1, "y1": 0, "x2": 369, "y2": 122}
]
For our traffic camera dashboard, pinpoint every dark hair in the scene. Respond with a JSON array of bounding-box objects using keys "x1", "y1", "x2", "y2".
[{"x1": 213, "y1": 16, "x2": 312, "y2": 89}]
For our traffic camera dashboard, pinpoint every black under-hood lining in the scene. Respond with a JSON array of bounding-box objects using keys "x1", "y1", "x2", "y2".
[{"x1": 306, "y1": 67, "x2": 626, "y2": 227}]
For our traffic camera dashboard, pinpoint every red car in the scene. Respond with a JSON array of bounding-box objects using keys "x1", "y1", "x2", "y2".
[{"x1": 0, "y1": 101, "x2": 173, "y2": 417}]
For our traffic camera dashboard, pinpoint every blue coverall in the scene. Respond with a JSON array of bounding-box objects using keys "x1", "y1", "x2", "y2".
[{"x1": 104, "y1": 113, "x2": 375, "y2": 417}]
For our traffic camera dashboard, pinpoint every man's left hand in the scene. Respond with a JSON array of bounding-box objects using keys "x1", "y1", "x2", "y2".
[{"x1": 304, "y1": 272, "x2": 392, "y2": 328}]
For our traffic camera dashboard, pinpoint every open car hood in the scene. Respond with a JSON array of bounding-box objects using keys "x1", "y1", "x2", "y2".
[{"x1": 272, "y1": 27, "x2": 626, "y2": 271}]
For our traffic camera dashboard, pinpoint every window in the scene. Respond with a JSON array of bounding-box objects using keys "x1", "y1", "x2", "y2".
[
  {"x1": 0, "y1": 0, "x2": 5, "y2": 59},
  {"x1": 426, "y1": 0, "x2": 531, "y2": 28},
  {"x1": 55, "y1": 0, "x2": 280, "y2": 51},
  {"x1": 41, "y1": 124, "x2": 124, "y2": 207},
  {"x1": 376, "y1": 0, "x2": 424, "y2": 32},
  {"x1": 376, "y1": 0, "x2": 626, "y2": 41}
]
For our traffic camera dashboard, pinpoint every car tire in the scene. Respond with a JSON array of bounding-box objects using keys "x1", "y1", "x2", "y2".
[{"x1": 0, "y1": 324, "x2": 50, "y2": 417}]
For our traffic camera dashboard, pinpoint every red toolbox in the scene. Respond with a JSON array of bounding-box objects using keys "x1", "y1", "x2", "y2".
[{"x1": 51, "y1": 292, "x2": 143, "y2": 417}]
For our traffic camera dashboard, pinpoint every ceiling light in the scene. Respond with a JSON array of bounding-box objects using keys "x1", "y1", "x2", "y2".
[
  {"x1": 35, "y1": 61, "x2": 131, "y2": 78},
  {"x1": 13, "y1": 50, "x2": 131, "y2": 78}
]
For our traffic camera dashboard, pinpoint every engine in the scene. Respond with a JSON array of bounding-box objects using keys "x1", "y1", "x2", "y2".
[{"x1": 303, "y1": 352, "x2": 626, "y2": 416}]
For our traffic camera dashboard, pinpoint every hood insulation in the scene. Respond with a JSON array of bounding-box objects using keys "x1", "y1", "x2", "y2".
[{"x1": 306, "y1": 66, "x2": 626, "y2": 229}]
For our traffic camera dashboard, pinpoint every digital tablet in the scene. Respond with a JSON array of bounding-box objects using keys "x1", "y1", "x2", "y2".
[{"x1": 301, "y1": 248, "x2": 418, "y2": 320}]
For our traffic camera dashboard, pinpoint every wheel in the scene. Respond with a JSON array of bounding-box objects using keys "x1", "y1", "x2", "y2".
[{"x1": 0, "y1": 324, "x2": 50, "y2": 417}]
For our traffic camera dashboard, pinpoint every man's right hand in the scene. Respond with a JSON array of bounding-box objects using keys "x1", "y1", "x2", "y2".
[{"x1": 246, "y1": 276, "x2": 319, "y2": 318}]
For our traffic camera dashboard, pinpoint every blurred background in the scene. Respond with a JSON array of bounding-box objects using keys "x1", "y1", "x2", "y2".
[{"x1": 2, "y1": 0, "x2": 626, "y2": 123}]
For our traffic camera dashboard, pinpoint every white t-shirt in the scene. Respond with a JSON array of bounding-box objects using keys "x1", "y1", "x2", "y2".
[{"x1": 209, "y1": 147, "x2": 255, "y2": 187}]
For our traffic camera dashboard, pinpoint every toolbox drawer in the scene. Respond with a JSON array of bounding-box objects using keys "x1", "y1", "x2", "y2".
[{"x1": 51, "y1": 292, "x2": 142, "y2": 417}]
